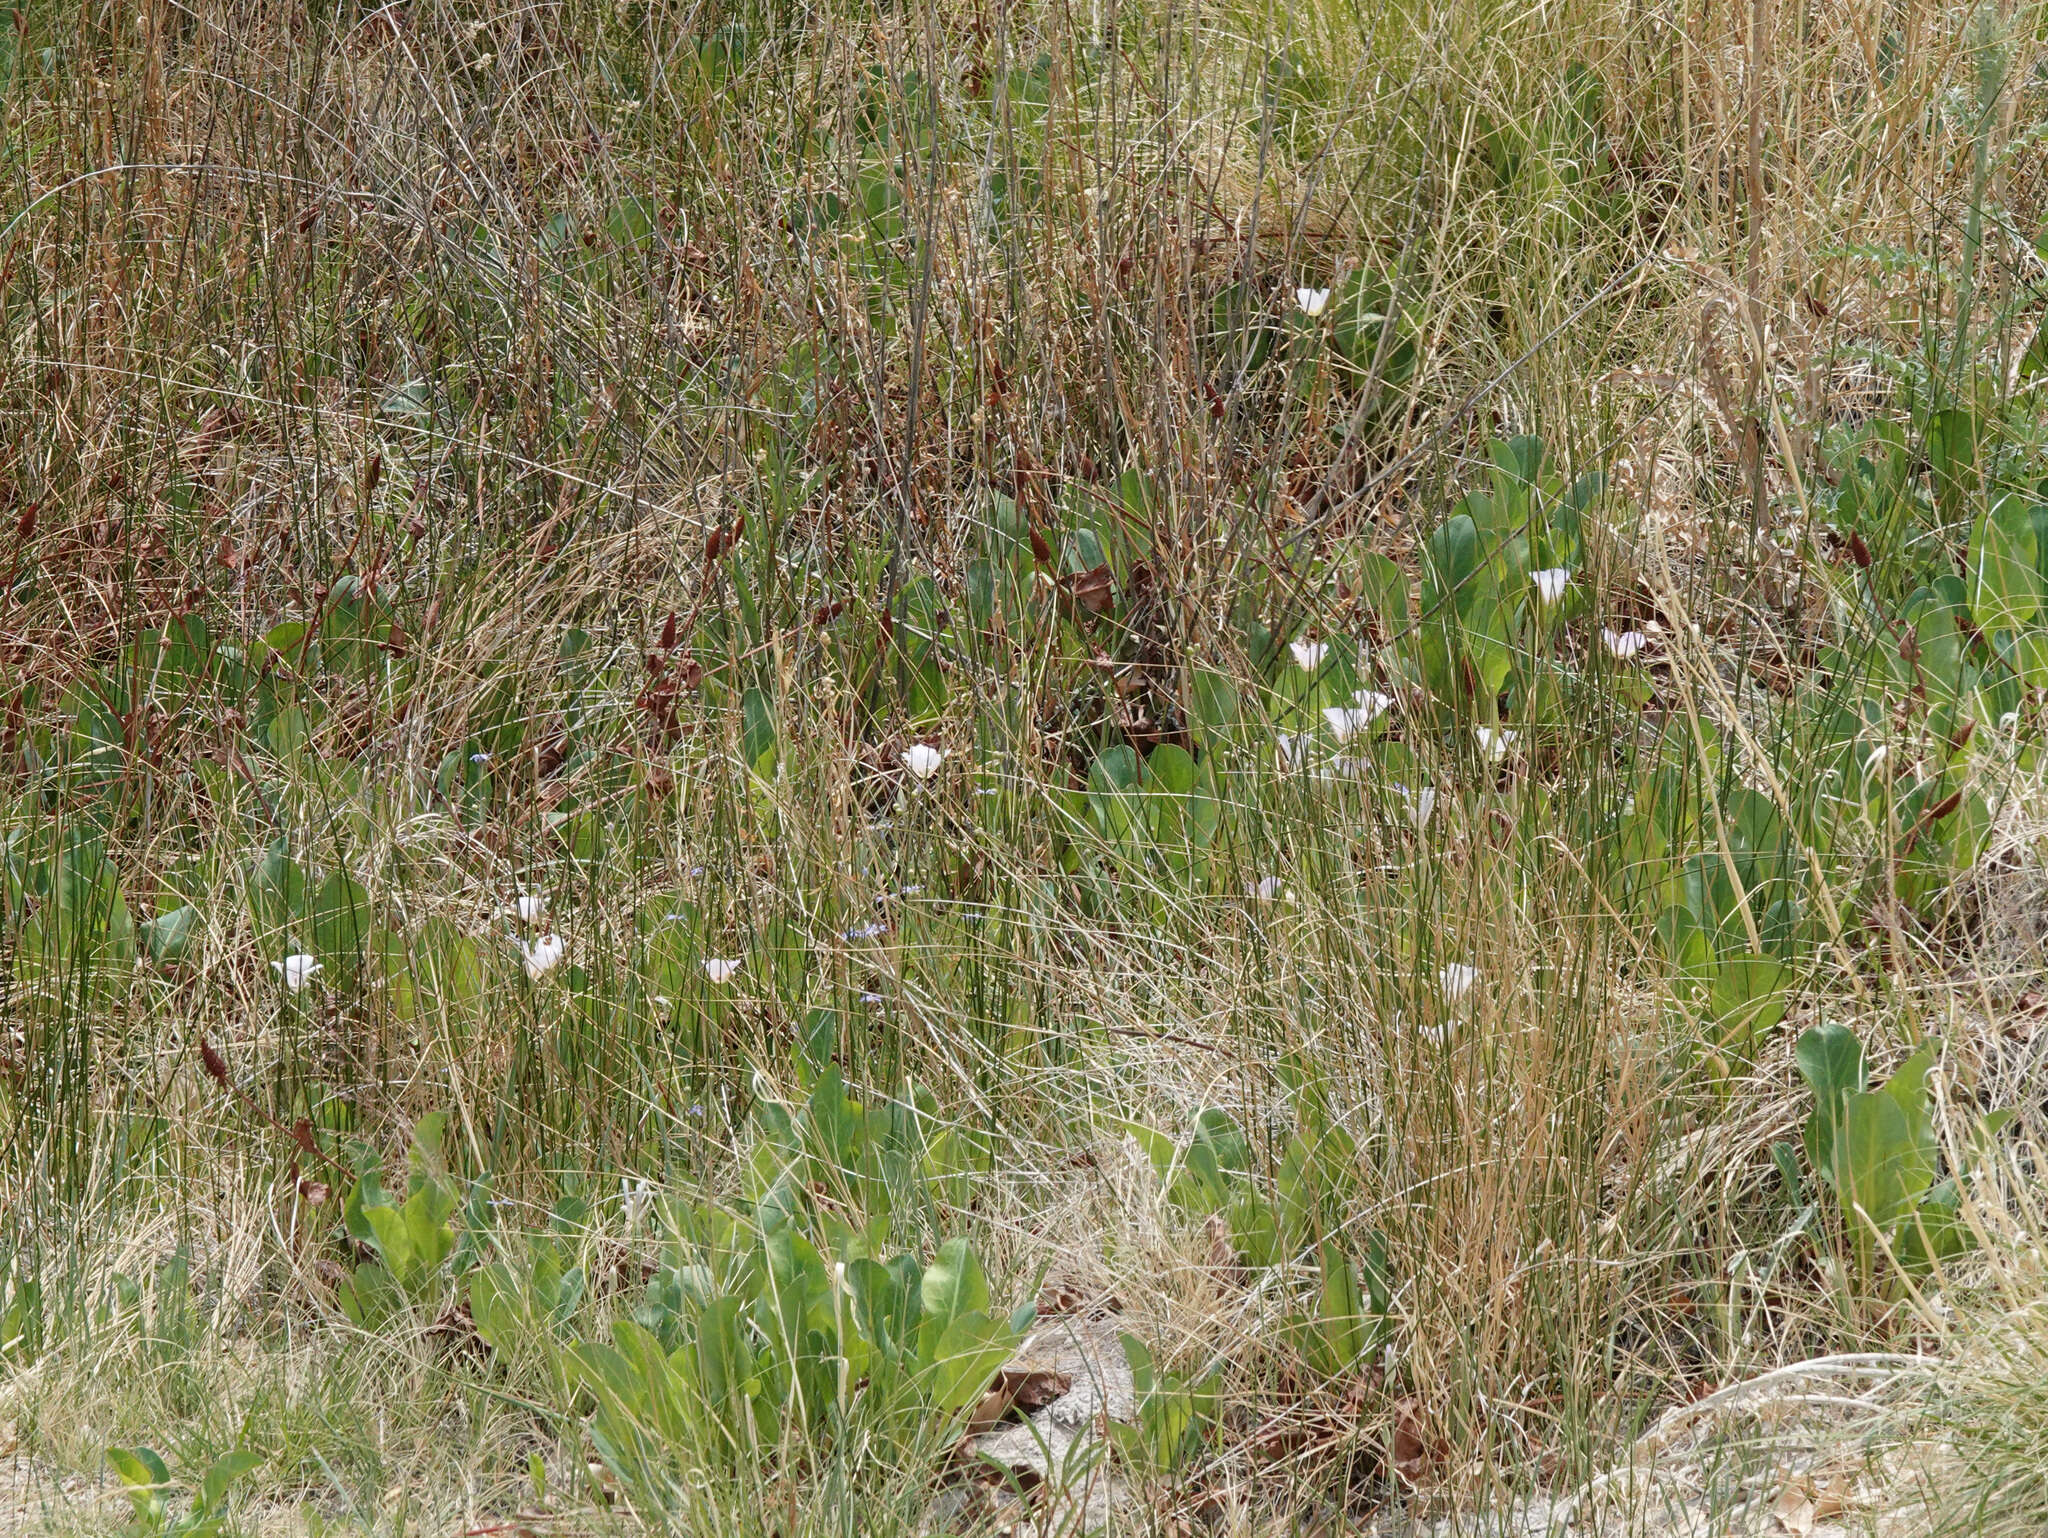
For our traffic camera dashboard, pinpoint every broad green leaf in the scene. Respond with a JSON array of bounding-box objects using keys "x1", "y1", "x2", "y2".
[
  {"x1": 1968, "y1": 494, "x2": 2039, "y2": 641},
  {"x1": 109, "y1": 1447, "x2": 170, "y2": 1491},
  {"x1": 740, "y1": 688, "x2": 778, "y2": 775},
  {"x1": 923, "y1": 1310, "x2": 1014, "y2": 1411},
  {"x1": 1315, "y1": 1242, "x2": 1368, "y2": 1372},
  {"x1": 311, "y1": 870, "x2": 372, "y2": 972},
  {"x1": 1798, "y1": 1022, "x2": 1867, "y2": 1181},
  {"x1": 142, "y1": 904, "x2": 201, "y2": 965},
  {"x1": 918, "y1": 1238, "x2": 989, "y2": 1341},
  {"x1": 1357, "y1": 551, "x2": 1410, "y2": 629},
  {"x1": 1142, "y1": 743, "x2": 1198, "y2": 797},
  {"x1": 1833, "y1": 1090, "x2": 1930, "y2": 1235},
  {"x1": 196, "y1": 1450, "x2": 264, "y2": 1514},
  {"x1": 400, "y1": 1182, "x2": 458, "y2": 1282},
  {"x1": 1708, "y1": 953, "x2": 1792, "y2": 1051},
  {"x1": 1190, "y1": 670, "x2": 1238, "y2": 736}
]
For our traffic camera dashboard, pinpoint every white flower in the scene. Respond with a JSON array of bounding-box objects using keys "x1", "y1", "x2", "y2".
[
  {"x1": 703, "y1": 957, "x2": 743, "y2": 984},
  {"x1": 1322, "y1": 707, "x2": 1366, "y2": 740},
  {"x1": 1438, "y1": 963, "x2": 1479, "y2": 1003},
  {"x1": 520, "y1": 933, "x2": 566, "y2": 980},
  {"x1": 1531, "y1": 567, "x2": 1572, "y2": 604},
  {"x1": 272, "y1": 954, "x2": 322, "y2": 993},
  {"x1": 901, "y1": 744, "x2": 946, "y2": 781},
  {"x1": 514, "y1": 892, "x2": 547, "y2": 925},
  {"x1": 1600, "y1": 627, "x2": 1647, "y2": 660},
  {"x1": 1248, "y1": 875, "x2": 1284, "y2": 901},
  {"x1": 1398, "y1": 785, "x2": 1437, "y2": 831},
  {"x1": 1288, "y1": 638, "x2": 1328, "y2": 672},
  {"x1": 1295, "y1": 286, "x2": 1331, "y2": 318},
  {"x1": 1475, "y1": 726, "x2": 1518, "y2": 763},
  {"x1": 621, "y1": 1178, "x2": 654, "y2": 1229},
  {"x1": 1324, "y1": 691, "x2": 1392, "y2": 741},
  {"x1": 1275, "y1": 732, "x2": 1309, "y2": 771}
]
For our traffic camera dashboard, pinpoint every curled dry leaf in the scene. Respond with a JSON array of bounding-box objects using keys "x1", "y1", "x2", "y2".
[
  {"x1": 1205, "y1": 1211, "x2": 1244, "y2": 1290},
  {"x1": 963, "y1": 1367, "x2": 1075, "y2": 1438},
  {"x1": 1034, "y1": 1280, "x2": 1121, "y2": 1318},
  {"x1": 1391, "y1": 1394, "x2": 1448, "y2": 1487},
  {"x1": 1064, "y1": 563, "x2": 1115, "y2": 615}
]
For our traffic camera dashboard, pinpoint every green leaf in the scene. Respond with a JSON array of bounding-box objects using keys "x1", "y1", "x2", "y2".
[
  {"x1": 918, "y1": 1238, "x2": 989, "y2": 1342},
  {"x1": 1422, "y1": 515, "x2": 1481, "y2": 609},
  {"x1": 262, "y1": 620, "x2": 309, "y2": 657},
  {"x1": 400, "y1": 1182, "x2": 459, "y2": 1282},
  {"x1": 1877, "y1": 1048, "x2": 1937, "y2": 1163},
  {"x1": 195, "y1": 1450, "x2": 264, "y2": 1514},
  {"x1": 1190, "y1": 670, "x2": 1238, "y2": 737},
  {"x1": 1119, "y1": 1330, "x2": 1156, "y2": 1396},
  {"x1": 692, "y1": 1295, "x2": 758, "y2": 1444},
  {"x1": 1833, "y1": 1089, "x2": 1928, "y2": 1233},
  {"x1": 1929, "y1": 408, "x2": 1981, "y2": 519},
  {"x1": 468, "y1": 1261, "x2": 522, "y2": 1350},
  {"x1": 2021, "y1": 313, "x2": 2048, "y2": 380},
  {"x1": 1708, "y1": 953, "x2": 1792, "y2": 1052},
  {"x1": 1141, "y1": 743, "x2": 1198, "y2": 797},
  {"x1": 311, "y1": 870, "x2": 372, "y2": 973},
  {"x1": 740, "y1": 688, "x2": 778, "y2": 776},
  {"x1": 1357, "y1": 551, "x2": 1410, "y2": 630},
  {"x1": 1770, "y1": 1140, "x2": 1806, "y2": 1199},
  {"x1": 605, "y1": 194, "x2": 659, "y2": 250},
  {"x1": 141, "y1": 904, "x2": 201, "y2": 966},
  {"x1": 1796, "y1": 1022, "x2": 1866, "y2": 1179},
  {"x1": 1315, "y1": 1242, "x2": 1368, "y2": 1373},
  {"x1": 923, "y1": 1310, "x2": 1015, "y2": 1411},
  {"x1": 1968, "y1": 494, "x2": 2040, "y2": 642},
  {"x1": 109, "y1": 1447, "x2": 170, "y2": 1491},
  {"x1": 845, "y1": 1257, "x2": 908, "y2": 1361},
  {"x1": 362, "y1": 1204, "x2": 416, "y2": 1275},
  {"x1": 805, "y1": 1067, "x2": 864, "y2": 1171}
]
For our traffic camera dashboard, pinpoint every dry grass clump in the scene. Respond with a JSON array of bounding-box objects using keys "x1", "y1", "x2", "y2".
[{"x1": 2, "y1": 0, "x2": 2047, "y2": 1532}]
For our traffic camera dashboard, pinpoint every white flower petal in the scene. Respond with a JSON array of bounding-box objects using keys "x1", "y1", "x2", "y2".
[
  {"x1": 1288, "y1": 639, "x2": 1329, "y2": 672},
  {"x1": 514, "y1": 892, "x2": 547, "y2": 925},
  {"x1": 703, "y1": 957, "x2": 743, "y2": 984},
  {"x1": 272, "y1": 954, "x2": 322, "y2": 993},
  {"x1": 1323, "y1": 706, "x2": 1367, "y2": 741},
  {"x1": 901, "y1": 744, "x2": 946, "y2": 780},
  {"x1": 1475, "y1": 727, "x2": 1519, "y2": 762},
  {"x1": 1531, "y1": 567, "x2": 1572, "y2": 604},
  {"x1": 1438, "y1": 962, "x2": 1479, "y2": 1003},
  {"x1": 1600, "y1": 627, "x2": 1647, "y2": 660},
  {"x1": 621, "y1": 1178, "x2": 654, "y2": 1228},
  {"x1": 1401, "y1": 785, "x2": 1437, "y2": 831},
  {"x1": 1295, "y1": 286, "x2": 1331, "y2": 318},
  {"x1": 520, "y1": 933, "x2": 566, "y2": 980}
]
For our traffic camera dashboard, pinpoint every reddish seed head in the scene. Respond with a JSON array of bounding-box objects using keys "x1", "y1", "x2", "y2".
[{"x1": 199, "y1": 1038, "x2": 231, "y2": 1087}]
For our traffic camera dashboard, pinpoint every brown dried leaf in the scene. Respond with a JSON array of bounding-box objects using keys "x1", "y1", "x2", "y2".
[
  {"x1": 1390, "y1": 1395, "x2": 1445, "y2": 1487},
  {"x1": 963, "y1": 1367, "x2": 1073, "y2": 1437},
  {"x1": 1204, "y1": 1211, "x2": 1244, "y2": 1290},
  {"x1": 1772, "y1": 1476, "x2": 1816, "y2": 1536},
  {"x1": 1068, "y1": 563, "x2": 1116, "y2": 614}
]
